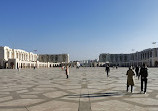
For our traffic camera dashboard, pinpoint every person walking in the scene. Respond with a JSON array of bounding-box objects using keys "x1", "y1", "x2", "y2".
[
  {"x1": 61, "y1": 66, "x2": 64, "y2": 71},
  {"x1": 135, "y1": 65, "x2": 139, "y2": 79},
  {"x1": 18, "y1": 67, "x2": 20, "y2": 71},
  {"x1": 65, "y1": 65, "x2": 69, "y2": 79},
  {"x1": 139, "y1": 63, "x2": 148, "y2": 94},
  {"x1": 126, "y1": 66, "x2": 135, "y2": 93},
  {"x1": 105, "y1": 65, "x2": 110, "y2": 77}
]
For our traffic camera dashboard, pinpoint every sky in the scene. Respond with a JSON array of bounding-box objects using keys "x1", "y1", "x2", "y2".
[{"x1": 0, "y1": 0, "x2": 158, "y2": 61}]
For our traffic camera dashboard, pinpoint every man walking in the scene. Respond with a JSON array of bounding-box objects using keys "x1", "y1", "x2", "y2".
[
  {"x1": 105, "y1": 65, "x2": 110, "y2": 77},
  {"x1": 139, "y1": 63, "x2": 148, "y2": 94},
  {"x1": 135, "y1": 65, "x2": 139, "y2": 79}
]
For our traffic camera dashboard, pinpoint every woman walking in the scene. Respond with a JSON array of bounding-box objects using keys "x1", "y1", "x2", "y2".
[{"x1": 126, "y1": 66, "x2": 135, "y2": 93}]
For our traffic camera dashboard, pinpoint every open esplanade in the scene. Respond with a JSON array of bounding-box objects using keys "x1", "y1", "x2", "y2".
[{"x1": 0, "y1": 67, "x2": 157, "y2": 111}]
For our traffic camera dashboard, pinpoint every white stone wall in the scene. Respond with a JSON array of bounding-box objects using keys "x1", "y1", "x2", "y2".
[
  {"x1": 0, "y1": 46, "x2": 62, "y2": 69},
  {"x1": 0, "y1": 46, "x2": 38, "y2": 69}
]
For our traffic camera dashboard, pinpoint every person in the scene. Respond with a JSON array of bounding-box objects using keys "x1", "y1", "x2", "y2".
[
  {"x1": 126, "y1": 66, "x2": 135, "y2": 93},
  {"x1": 65, "y1": 65, "x2": 69, "y2": 79},
  {"x1": 132, "y1": 66, "x2": 135, "y2": 70},
  {"x1": 135, "y1": 65, "x2": 139, "y2": 79},
  {"x1": 18, "y1": 67, "x2": 20, "y2": 71},
  {"x1": 61, "y1": 66, "x2": 64, "y2": 71},
  {"x1": 105, "y1": 65, "x2": 110, "y2": 77},
  {"x1": 139, "y1": 63, "x2": 148, "y2": 94}
]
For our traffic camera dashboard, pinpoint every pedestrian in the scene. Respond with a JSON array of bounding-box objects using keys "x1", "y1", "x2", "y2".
[
  {"x1": 126, "y1": 66, "x2": 135, "y2": 93},
  {"x1": 139, "y1": 63, "x2": 148, "y2": 94},
  {"x1": 18, "y1": 67, "x2": 20, "y2": 71},
  {"x1": 61, "y1": 66, "x2": 64, "y2": 71},
  {"x1": 132, "y1": 66, "x2": 135, "y2": 70},
  {"x1": 135, "y1": 65, "x2": 139, "y2": 79},
  {"x1": 105, "y1": 65, "x2": 110, "y2": 77},
  {"x1": 65, "y1": 65, "x2": 69, "y2": 79}
]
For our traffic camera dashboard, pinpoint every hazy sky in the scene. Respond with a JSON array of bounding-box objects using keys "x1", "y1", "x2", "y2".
[{"x1": 0, "y1": 0, "x2": 158, "y2": 61}]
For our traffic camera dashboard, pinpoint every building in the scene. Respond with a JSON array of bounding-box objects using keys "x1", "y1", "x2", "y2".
[
  {"x1": 78, "y1": 59, "x2": 99, "y2": 67},
  {"x1": 38, "y1": 54, "x2": 69, "y2": 63},
  {"x1": 0, "y1": 46, "x2": 60, "y2": 69},
  {"x1": 99, "y1": 48, "x2": 158, "y2": 67}
]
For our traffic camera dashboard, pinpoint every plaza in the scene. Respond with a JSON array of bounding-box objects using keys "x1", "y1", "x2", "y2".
[{"x1": 0, "y1": 67, "x2": 158, "y2": 111}]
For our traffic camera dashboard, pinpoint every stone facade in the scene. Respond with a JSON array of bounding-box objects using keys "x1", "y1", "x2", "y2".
[
  {"x1": 38, "y1": 54, "x2": 69, "y2": 63},
  {"x1": 99, "y1": 48, "x2": 158, "y2": 67},
  {"x1": 0, "y1": 46, "x2": 60, "y2": 69}
]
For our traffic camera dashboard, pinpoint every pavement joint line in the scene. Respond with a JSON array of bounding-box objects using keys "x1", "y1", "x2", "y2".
[
  {"x1": 25, "y1": 106, "x2": 30, "y2": 111},
  {"x1": 0, "y1": 68, "x2": 158, "y2": 110}
]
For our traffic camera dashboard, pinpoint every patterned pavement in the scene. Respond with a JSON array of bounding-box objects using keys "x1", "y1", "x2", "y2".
[{"x1": 0, "y1": 67, "x2": 158, "y2": 111}]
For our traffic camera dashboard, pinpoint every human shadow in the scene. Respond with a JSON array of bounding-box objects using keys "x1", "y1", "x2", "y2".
[{"x1": 67, "y1": 92, "x2": 122, "y2": 98}]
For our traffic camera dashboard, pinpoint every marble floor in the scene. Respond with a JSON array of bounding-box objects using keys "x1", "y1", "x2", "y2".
[{"x1": 0, "y1": 67, "x2": 157, "y2": 111}]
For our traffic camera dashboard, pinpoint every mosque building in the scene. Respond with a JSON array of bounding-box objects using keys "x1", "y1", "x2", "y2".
[
  {"x1": 0, "y1": 46, "x2": 69, "y2": 69},
  {"x1": 99, "y1": 48, "x2": 158, "y2": 67}
]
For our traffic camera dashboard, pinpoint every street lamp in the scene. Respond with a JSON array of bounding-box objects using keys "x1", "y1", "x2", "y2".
[
  {"x1": 131, "y1": 49, "x2": 135, "y2": 52},
  {"x1": 33, "y1": 50, "x2": 37, "y2": 54},
  {"x1": 152, "y1": 42, "x2": 157, "y2": 48}
]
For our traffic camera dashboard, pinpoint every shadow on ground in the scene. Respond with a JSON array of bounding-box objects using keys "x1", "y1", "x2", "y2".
[{"x1": 67, "y1": 92, "x2": 122, "y2": 98}]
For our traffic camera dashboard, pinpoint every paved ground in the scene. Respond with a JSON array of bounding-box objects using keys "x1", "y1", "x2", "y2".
[{"x1": 0, "y1": 67, "x2": 158, "y2": 111}]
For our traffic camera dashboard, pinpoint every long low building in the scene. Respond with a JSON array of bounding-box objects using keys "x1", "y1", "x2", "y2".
[
  {"x1": 0, "y1": 46, "x2": 61, "y2": 69},
  {"x1": 99, "y1": 48, "x2": 158, "y2": 67},
  {"x1": 38, "y1": 54, "x2": 69, "y2": 63}
]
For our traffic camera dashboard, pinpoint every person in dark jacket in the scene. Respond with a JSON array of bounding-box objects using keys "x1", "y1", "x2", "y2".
[
  {"x1": 135, "y1": 65, "x2": 139, "y2": 79},
  {"x1": 105, "y1": 65, "x2": 110, "y2": 77},
  {"x1": 139, "y1": 63, "x2": 148, "y2": 94}
]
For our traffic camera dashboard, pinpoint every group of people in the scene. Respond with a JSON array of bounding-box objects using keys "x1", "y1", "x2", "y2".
[
  {"x1": 105, "y1": 64, "x2": 148, "y2": 94},
  {"x1": 63, "y1": 63, "x2": 148, "y2": 94},
  {"x1": 126, "y1": 64, "x2": 148, "y2": 94}
]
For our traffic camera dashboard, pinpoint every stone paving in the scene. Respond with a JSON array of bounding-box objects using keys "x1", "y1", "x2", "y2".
[{"x1": 0, "y1": 67, "x2": 158, "y2": 111}]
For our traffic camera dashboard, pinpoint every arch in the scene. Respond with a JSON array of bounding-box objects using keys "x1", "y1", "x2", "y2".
[
  {"x1": 17, "y1": 63, "x2": 19, "y2": 69},
  {"x1": 10, "y1": 62, "x2": 14, "y2": 69},
  {"x1": 7, "y1": 50, "x2": 10, "y2": 58},
  {"x1": 16, "y1": 52, "x2": 19, "y2": 59}
]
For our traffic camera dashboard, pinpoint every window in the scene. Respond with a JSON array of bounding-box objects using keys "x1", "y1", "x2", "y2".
[
  {"x1": 7, "y1": 51, "x2": 9, "y2": 58},
  {"x1": 16, "y1": 53, "x2": 18, "y2": 58},
  {"x1": 150, "y1": 51, "x2": 152, "y2": 57}
]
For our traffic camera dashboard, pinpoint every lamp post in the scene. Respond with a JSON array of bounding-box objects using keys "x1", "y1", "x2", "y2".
[
  {"x1": 152, "y1": 42, "x2": 157, "y2": 48},
  {"x1": 33, "y1": 50, "x2": 37, "y2": 54},
  {"x1": 131, "y1": 49, "x2": 135, "y2": 66},
  {"x1": 131, "y1": 49, "x2": 135, "y2": 52}
]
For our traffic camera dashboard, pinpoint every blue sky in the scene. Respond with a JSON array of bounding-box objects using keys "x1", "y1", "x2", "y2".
[{"x1": 0, "y1": 0, "x2": 158, "y2": 61}]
